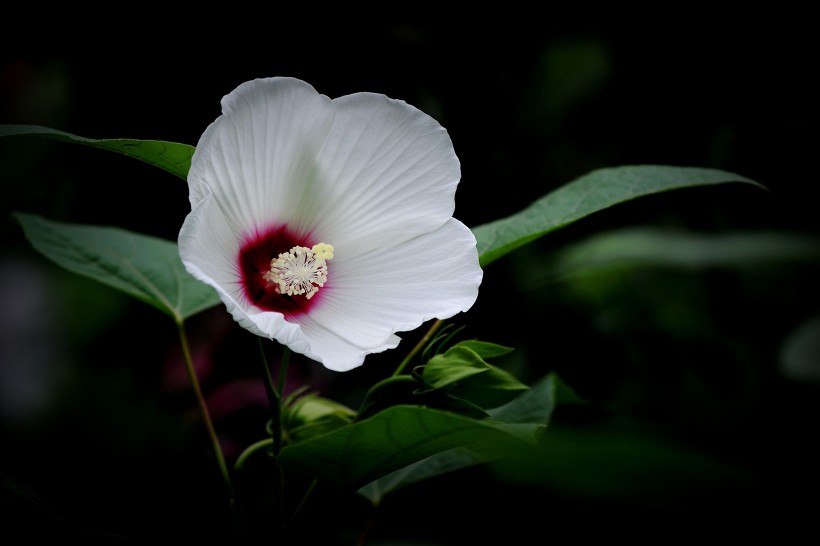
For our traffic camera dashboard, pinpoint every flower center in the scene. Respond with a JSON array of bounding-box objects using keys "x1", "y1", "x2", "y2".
[{"x1": 263, "y1": 243, "x2": 334, "y2": 300}]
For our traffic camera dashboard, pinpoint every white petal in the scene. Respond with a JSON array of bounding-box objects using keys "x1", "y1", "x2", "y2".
[
  {"x1": 187, "y1": 77, "x2": 336, "y2": 237},
  {"x1": 305, "y1": 92, "x2": 461, "y2": 256},
  {"x1": 178, "y1": 192, "x2": 303, "y2": 346},
  {"x1": 180, "y1": 78, "x2": 482, "y2": 373},
  {"x1": 295, "y1": 218, "x2": 483, "y2": 369},
  {"x1": 296, "y1": 319, "x2": 401, "y2": 372}
]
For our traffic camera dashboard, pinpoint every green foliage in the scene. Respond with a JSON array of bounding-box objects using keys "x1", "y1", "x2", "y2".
[
  {"x1": 357, "y1": 447, "x2": 489, "y2": 506},
  {"x1": 356, "y1": 372, "x2": 559, "y2": 504},
  {"x1": 0, "y1": 124, "x2": 194, "y2": 181},
  {"x1": 471, "y1": 165, "x2": 764, "y2": 267},
  {"x1": 1, "y1": 124, "x2": 781, "y2": 536},
  {"x1": 420, "y1": 341, "x2": 528, "y2": 410},
  {"x1": 14, "y1": 212, "x2": 220, "y2": 323},
  {"x1": 544, "y1": 227, "x2": 820, "y2": 280},
  {"x1": 490, "y1": 418, "x2": 753, "y2": 500},
  {"x1": 288, "y1": 372, "x2": 557, "y2": 499},
  {"x1": 283, "y1": 393, "x2": 356, "y2": 443},
  {"x1": 278, "y1": 404, "x2": 535, "y2": 491}
]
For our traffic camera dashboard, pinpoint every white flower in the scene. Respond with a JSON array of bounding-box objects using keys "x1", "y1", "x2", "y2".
[{"x1": 178, "y1": 77, "x2": 482, "y2": 372}]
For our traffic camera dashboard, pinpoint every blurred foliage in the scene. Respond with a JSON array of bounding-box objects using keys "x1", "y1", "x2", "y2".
[{"x1": 2, "y1": 17, "x2": 818, "y2": 544}]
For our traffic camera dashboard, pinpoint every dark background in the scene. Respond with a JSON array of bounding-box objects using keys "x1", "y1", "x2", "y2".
[{"x1": 2, "y1": 15, "x2": 818, "y2": 544}]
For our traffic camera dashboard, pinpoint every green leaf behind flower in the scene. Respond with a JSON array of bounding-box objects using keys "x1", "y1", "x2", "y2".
[
  {"x1": 14, "y1": 213, "x2": 220, "y2": 323},
  {"x1": 421, "y1": 343, "x2": 528, "y2": 410},
  {"x1": 284, "y1": 394, "x2": 356, "y2": 443},
  {"x1": 472, "y1": 165, "x2": 765, "y2": 268},
  {"x1": 539, "y1": 227, "x2": 820, "y2": 281},
  {"x1": 0, "y1": 124, "x2": 194, "y2": 181},
  {"x1": 278, "y1": 405, "x2": 536, "y2": 492},
  {"x1": 356, "y1": 373, "x2": 558, "y2": 504}
]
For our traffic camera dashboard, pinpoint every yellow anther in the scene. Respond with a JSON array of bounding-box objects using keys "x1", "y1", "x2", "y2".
[{"x1": 312, "y1": 243, "x2": 334, "y2": 262}]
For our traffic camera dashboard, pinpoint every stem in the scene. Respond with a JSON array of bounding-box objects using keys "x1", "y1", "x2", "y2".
[
  {"x1": 392, "y1": 319, "x2": 444, "y2": 376},
  {"x1": 288, "y1": 478, "x2": 318, "y2": 525},
  {"x1": 234, "y1": 438, "x2": 274, "y2": 475},
  {"x1": 257, "y1": 338, "x2": 281, "y2": 443},
  {"x1": 176, "y1": 320, "x2": 235, "y2": 515},
  {"x1": 277, "y1": 347, "x2": 290, "y2": 395},
  {"x1": 354, "y1": 375, "x2": 418, "y2": 421},
  {"x1": 257, "y1": 340, "x2": 289, "y2": 530},
  {"x1": 354, "y1": 320, "x2": 445, "y2": 421}
]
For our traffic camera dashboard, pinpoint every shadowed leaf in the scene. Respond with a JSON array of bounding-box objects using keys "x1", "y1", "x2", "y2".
[
  {"x1": 14, "y1": 213, "x2": 219, "y2": 323},
  {"x1": 472, "y1": 165, "x2": 764, "y2": 267},
  {"x1": 0, "y1": 124, "x2": 194, "y2": 181}
]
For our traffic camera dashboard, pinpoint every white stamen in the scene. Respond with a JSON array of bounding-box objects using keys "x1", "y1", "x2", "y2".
[{"x1": 263, "y1": 243, "x2": 334, "y2": 299}]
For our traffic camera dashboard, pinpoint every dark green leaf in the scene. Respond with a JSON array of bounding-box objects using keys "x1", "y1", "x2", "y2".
[
  {"x1": 422, "y1": 345, "x2": 529, "y2": 409},
  {"x1": 490, "y1": 419, "x2": 752, "y2": 499},
  {"x1": 14, "y1": 213, "x2": 219, "y2": 322},
  {"x1": 472, "y1": 165, "x2": 764, "y2": 267},
  {"x1": 357, "y1": 447, "x2": 490, "y2": 505},
  {"x1": 542, "y1": 227, "x2": 820, "y2": 282},
  {"x1": 357, "y1": 373, "x2": 558, "y2": 504},
  {"x1": 456, "y1": 340, "x2": 515, "y2": 359},
  {"x1": 487, "y1": 372, "x2": 558, "y2": 425},
  {"x1": 422, "y1": 346, "x2": 492, "y2": 390},
  {"x1": 284, "y1": 394, "x2": 356, "y2": 443},
  {"x1": 0, "y1": 124, "x2": 194, "y2": 181},
  {"x1": 277, "y1": 405, "x2": 532, "y2": 491}
]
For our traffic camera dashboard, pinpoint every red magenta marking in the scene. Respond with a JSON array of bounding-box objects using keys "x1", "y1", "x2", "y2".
[{"x1": 237, "y1": 224, "x2": 325, "y2": 317}]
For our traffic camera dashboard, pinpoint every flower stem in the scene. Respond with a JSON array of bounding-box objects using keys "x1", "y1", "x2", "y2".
[
  {"x1": 234, "y1": 437, "x2": 274, "y2": 474},
  {"x1": 176, "y1": 320, "x2": 236, "y2": 518},
  {"x1": 288, "y1": 478, "x2": 318, "y2": 525},
  {"x1": 258, "y1": 340, "x2": 289, "y2": 530},
  {"x1": 257, "y1": 339, "x2": 282, "y2": 449},
  {"x1": 392, "y1": 319, "x2": 443, "y2": 376},
  {"x1": 354, "y1": 375, "x2": 418, "y2": 421}
]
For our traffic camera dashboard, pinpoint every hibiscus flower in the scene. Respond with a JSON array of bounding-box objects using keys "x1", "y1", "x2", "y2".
[{"x1": 178, "y1": 77, "x2": 482, "y2": 372}]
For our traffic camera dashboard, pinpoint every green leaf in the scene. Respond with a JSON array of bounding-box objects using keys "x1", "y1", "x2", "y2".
[
  {"x1": 487, "y1": 372, "x2": 558, "y2": 426},
  {"x1": 14, "y1": 213, "x2": 219, "y2": 323},
  {"x1": 0, "y1": 124, "x2": 194, "y2": 181},
  {"x1": 490, "y1": 419, "x2": 753, "y2": 500},
  {"x1": 284, "y1": 394, "x2": 356, "y2": 443},
  {"x1": 357, "y1": 447, "x2": 490, "y2": 505},
  {"x1": 472, "y1": 165, "x2": 764, "y2": 267},
  {"x1": 545, "y1": 227, "x2": 820, "y2": 280},
  {"x1": 456, "y1": 340, "x2": 515, "y2": 359},
  {"x1": 357, "y1": 373, "x2": 559, "y2": 504},
  {"x1": 287, "y1": 394, "x2": 356, "y2": 424},
  {"x1": 422, "y1": 346, "x2": 492, "y2": 390},
  {"x1": 422, "y1": 344, "x2": 529, "y2": 409},
  {"x1": 277, "y1": 405, "x2": 532, "y2": 491}
]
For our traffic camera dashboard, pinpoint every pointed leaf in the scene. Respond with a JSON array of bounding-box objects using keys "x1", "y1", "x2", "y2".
[
  {"x1": 453, "y1": 365, "x2": 530, "y2": 410},
  {"x1": 487, "y1": 372, "x2": 558, "y2": 425},
  {"x1": 277, "y1": 405, "x2": 532, "y2": 491},
  {"x1": 422, "y1": 346, "x2": 492, "y2": 390},
  {"x1": 549, "y1": 227, "x2": 820, "y2": 278},
  {"x1": 14, "y1": 213, "x2": 219, "y2": 322},
  {"x1": 422, "y1": 345, "x2": 529, "y2": 409},
  {"x1": 357, "y1": 447, "x2": 490, "y2": 505},
  {"x1": 0, "y1": 124, "x2": 194, "y2": 181},
  {"x1": 472, "y1": 165, "x2": 764, "y2": 267},
  {"x1": 284, "y1": 394, "x2": 356, "y2": 443},
  {"x1": 357, "y1": 373, "x2": 559, "y2": 504},
  {"x1": 455, "y1": 340, "x2": 515, "y2": 359}
]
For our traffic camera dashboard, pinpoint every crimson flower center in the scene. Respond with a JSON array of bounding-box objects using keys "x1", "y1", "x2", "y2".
[{"x1": 237, "y1": 226, "x2": 333, "y2": 317}]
